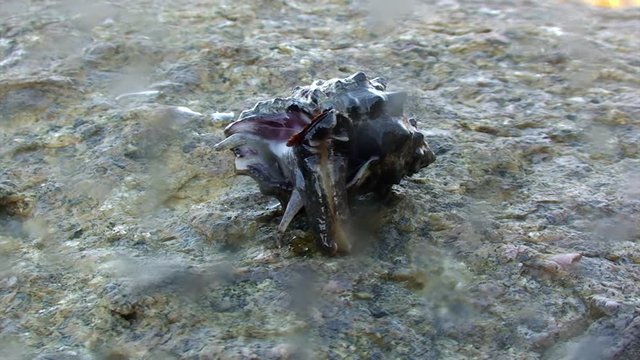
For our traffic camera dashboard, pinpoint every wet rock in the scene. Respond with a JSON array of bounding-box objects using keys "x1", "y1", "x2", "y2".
[
  {"x1": 82, "y1": 39, "x2": 160, "y2": 69},
  {"x1": 0, "y1": 75, "x2": 75, "y2": 124},
  {"x1": 1, "y1": 0, "x2": 640, "y2": 358},
  {"x1": 548, "y1": 253, "x2": 582, "y2": 269},
  {"x1": 619, "y1": 128, "x2": 640, "y2": 158},
  {"x1": 268, "y1": 343, "x2": 301, "y2": 360},
  {"x1": 164, "y1": 62, "x2": 204, "y2": 89},
  {"x1": 554, "y1": 313, "x2": 640, "y2": 360},
  {"x1": 0, "y1": 275, "x2": 18, "y2": 289},
  {"x1": 35, "y1": 350, "x2": 89, "y2": 360},
  {"x1": 116, "y1": 105, "x2": 204, "y2": 160},
  {"x1": 210, "y1": 111, "x2": 235, "y2": 123},
  {"x1": 114, "y1": 90, "x2": 161, "y2": 103},
  {"x1": 0, "y1": 180, "x2": 31, "y2": 217},
  {"x1": 0, "y1": 88, "x2": 51, "y2": 117},
  {"x1": 381, "y1": 268, "x2": 428, "y2": 290},
  {"x1": 589, "y1": 295, "x2": 622, "y2": 317},
  {"x1": 190, "y1": 205, "x2": 260, "y2": 246},
  {"x1": 0, "y1": 39, "x2": 24, "y2": 68},
  {"x1": 83, "y1": 41, "x2": 120, "y2": 65}
]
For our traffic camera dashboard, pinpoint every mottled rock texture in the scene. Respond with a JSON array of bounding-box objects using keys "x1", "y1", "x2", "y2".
[{"x1": 1, "y1": 0, "x2": 639, "y2": 359}]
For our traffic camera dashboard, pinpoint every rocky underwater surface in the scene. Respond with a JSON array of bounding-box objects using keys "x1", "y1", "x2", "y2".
[{"x1": 1, "y1": 0, "x2": 640, "y2": 359}]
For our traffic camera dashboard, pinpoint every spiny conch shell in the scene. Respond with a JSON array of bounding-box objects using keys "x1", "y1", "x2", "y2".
[{"x1": 215, "y1": 72, "x2": 435, "y2": 255}]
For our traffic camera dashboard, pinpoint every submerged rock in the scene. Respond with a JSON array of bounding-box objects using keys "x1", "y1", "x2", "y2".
[{"x1": 1, "y1": 0, "x2": 639, "y2": 359}]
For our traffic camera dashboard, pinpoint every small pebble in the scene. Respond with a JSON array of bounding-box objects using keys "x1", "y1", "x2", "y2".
[
  {"x1": 589, "y1": 295, "x2": 621, "y2": 316},
  {"x1": 353, "y1": 292, "x2": 373, "y2": 300},
  {"x1": 548, "y1": 253, "x2": 582, "y2": 269},
  {"x1": 114, "y1": 90, "x2": 160, "y2": 102},
  {"x1": 211, "y1": 112, "x2": 235, "y2": 122}
]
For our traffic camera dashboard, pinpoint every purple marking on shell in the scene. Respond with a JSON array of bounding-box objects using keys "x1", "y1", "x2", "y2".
[{"x1": 215, "y1": 72, "x2": 436, "y2": 255}]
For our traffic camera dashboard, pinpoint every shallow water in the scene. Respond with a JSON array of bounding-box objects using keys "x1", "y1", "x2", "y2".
[{"x1": 1, "y1": 0, "x2": 639, "y2": 359}]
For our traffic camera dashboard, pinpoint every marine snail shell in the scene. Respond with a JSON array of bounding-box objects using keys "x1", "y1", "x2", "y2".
[{"x1": 215, "y1": 72, "x2": 435, "y2": 255}]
